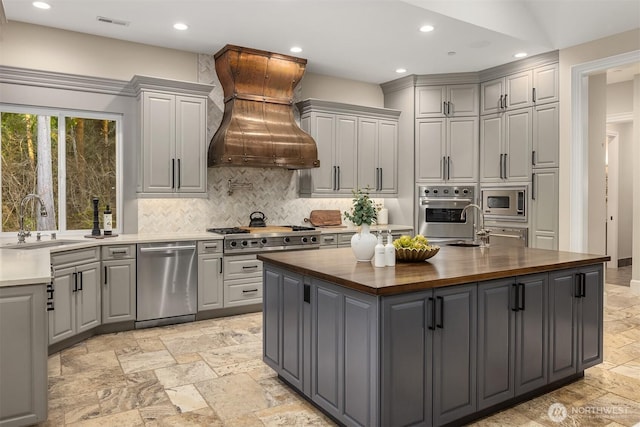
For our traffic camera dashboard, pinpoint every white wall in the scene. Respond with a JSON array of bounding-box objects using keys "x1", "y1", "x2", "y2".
[
  {"x1": 607, "y1": 81, "x2": 634, "y2": 115},
  {"x1": 633, "y1": 75, "x2": 640, "y2": 290},
  {"x1": 300, "y1": 73, "x2": 384, "y2": 107},
  {"x1": 587, "y1": 74, "x2": 607, "y2": 255},
  {"x1": 558, "y1": 29, "x2": 640, "y2": 251}
]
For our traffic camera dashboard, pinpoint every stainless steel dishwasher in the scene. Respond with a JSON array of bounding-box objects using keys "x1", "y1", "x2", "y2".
[{"x1": 136, "y1": 241, "x2": 197, "y2": 328}]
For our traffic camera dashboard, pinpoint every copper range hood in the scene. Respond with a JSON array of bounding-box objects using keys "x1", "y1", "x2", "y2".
[{"x1": 208, "y1": 45, "x2": 319, "y2": 169}]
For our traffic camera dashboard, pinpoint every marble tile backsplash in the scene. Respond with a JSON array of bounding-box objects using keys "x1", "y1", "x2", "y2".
[{"x1": 137, "y1": 168, "x2": 369, "y2": 233}]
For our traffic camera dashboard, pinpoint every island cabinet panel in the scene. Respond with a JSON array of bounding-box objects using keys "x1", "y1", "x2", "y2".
[
  {"x1": 548, "y1": 265, "x2": 603, "y2": 382},
  {"x1": 477, "y1": 274, "x2": 548, "y2": 410}
]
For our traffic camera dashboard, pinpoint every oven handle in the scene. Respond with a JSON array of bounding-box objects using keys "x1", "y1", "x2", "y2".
[
  {"x1": 420, "y1": 198, "x2": 473, "y2": 205},
  {"x1": 139, "y1": 245, "x2": 196, "y2": 252}
]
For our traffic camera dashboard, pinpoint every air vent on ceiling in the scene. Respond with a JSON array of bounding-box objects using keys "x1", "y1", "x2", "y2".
[{"x1": 96, "y1": 16, "x2": 130, "y2": 26}]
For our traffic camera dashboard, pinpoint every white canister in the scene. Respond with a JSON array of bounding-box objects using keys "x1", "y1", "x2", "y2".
[{"x1": 377, "y1": 208, "x2": 389, "y2": 225}]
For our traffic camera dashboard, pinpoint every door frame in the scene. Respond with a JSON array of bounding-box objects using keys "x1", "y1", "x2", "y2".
[{"x1": 605, "y1": 131, "x2": 619, "y2": 269}]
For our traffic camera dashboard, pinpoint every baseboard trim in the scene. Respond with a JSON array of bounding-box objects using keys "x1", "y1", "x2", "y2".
[
  {"x1": 631, "y1": 279, "x2": 640, "y2": 292},
  {"x1": 618, "y1": 258, "x2": 633, "y2": 268}
]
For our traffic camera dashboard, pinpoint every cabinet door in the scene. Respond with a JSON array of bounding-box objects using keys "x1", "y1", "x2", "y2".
[
  {"x1": 432, "y1": 284, "x2": 477, "y2": 426},
  {"x1": 357, "y1": 117, "x2": 378, "y2": 191},
  {"x1": 548, "y1": 269, "x2": 578, "y2": 382},
  {"x1": 531, "y1": 168, "x2": 559, "y2": 250},
  {"x1": 263, "y1": 268, "x2": 281, "y2": 370},
  {"x1": 381, "y1": 293, "x2": 431, "y2": 427},
  {"x1": 477, "y1": 279, "x2": 515, "y2": 410},
  {"x1": 102, "y1": 259, "x2": 136, "y2": 323},
  {"x1": 448, "y1": 84, "x2": 478, "y2": 117},
  {"x1": 504, "y1": 108, "x2": 532, "y2": 182},
  {"x1": 377, "y1": 120, "x2": 398, "y2": 194},
  {"x1": 481, "y1": 78, "x2": 505, "y2": 115},
  {"x1": 197, "y1": 255, "x2": 223, "y2": 311},
  {"x1": 49, "y1": 266, "x2": 76, "y2": 344},
  {"x1": 175, "y1": 95, "x2": 206, "y2": 193},
  {"x1": 0, "y1": 285, "x2": 47, "y2": 426},
  {"x1": 281, "y1": 272, "x2": 304, "y2": 390},
  {"x1": 416, "y1": 119, "x2": 446, "y2": 182},
  {"x1": 506, "y1": 71, "x2": 533, "y2": 110},
  {"x1": 142, "y1": 92, "x2": 176, "y2": 193},
  {"x1": 448, "y1": 117, "x2": 478, "y2": 182},
  {"x1": 76, "y1": 262, "x2": 101, "y2": 334},
  {"x1": 532, "y1": 103, "x2": 559, "y2": 168},
  {"x1": 416, "y1": 86, "x2": 446, "y2": 117},
  {"x1": 533, "y1": 64, "x2": 559, "y2": 105},
  {"x1": 335, "y1": 115, "x2": 358, "y2": 194},
  {"x1": 514, "y1": 274, "x2": 548, "y2": 396},
  {"x1": 578, "y1": 265, "x2": 603, "y2": 371},
  {"x1": 480, "y1": 114, "x2": 503, "y2": 182},
  {"x1": 307, "y1": 113, "x2": 336, "y2": 194}
]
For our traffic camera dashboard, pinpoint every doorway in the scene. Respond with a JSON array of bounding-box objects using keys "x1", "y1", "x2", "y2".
[{"x1": 605, "y1": 131, "x2": 619, "y2": 269}]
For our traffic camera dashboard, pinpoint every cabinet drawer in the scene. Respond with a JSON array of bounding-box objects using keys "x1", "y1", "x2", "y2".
[
  {"x1": 224, "y1": 278, "x2": 262, "y2": 307},
  {"x1": 338, "y1": 233, "x2": 355, "y2": 247},
  {"x1": 320, "y1": 233, "x2": 338, "y2": 247},
  {"x1": 101, "y1": 244, "x2": 136, "y2": 260},
  {"x1": 51, "y1": 247, "x2": 100, "y2": 267},
  {"x1": 224, "y1": 255, "x2": 263, "y2": 280},
  {"x1": 198, "y1": 240, "x2": 223, "y2": 254}
]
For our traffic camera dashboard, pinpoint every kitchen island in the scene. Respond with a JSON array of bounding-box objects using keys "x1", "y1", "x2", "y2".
[{"x1": 258, "y1": 246, "x2": 609, "y2": 427}]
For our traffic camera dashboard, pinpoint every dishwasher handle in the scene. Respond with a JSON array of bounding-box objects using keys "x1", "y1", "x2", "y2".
[{"x1": 139, "y1": 245, "x2": 196, "y2": 253}]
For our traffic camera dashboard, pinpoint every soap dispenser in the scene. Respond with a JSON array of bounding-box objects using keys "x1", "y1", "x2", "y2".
[
  {"x1": 374, "y1": 231, "x2": 386, "y2": 267},
  {"x1": 385, "y1": 230, "x2": 396, "y2": 267}
]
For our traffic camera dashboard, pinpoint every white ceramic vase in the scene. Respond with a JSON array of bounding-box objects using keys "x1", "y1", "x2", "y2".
[{"x1": 351, "y1": 223, "x2": 377, "y2": 262}]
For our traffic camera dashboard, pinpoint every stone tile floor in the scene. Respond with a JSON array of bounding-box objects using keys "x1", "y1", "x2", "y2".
[{"x1": 40, "y1": 278, "x2": 640, "y2": 426}]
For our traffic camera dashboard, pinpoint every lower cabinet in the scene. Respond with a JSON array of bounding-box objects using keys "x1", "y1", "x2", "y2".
[
  {"x1": 381, "y1": 283, "x2": 477, "y2": 427},
  {"x1": 0, "y1": 284, "x2": 48, "y2": 426},
  {"x1": 477, "y1": 274, "x2": 548, "y2": 410},
  {"x1": 223, "y1": 255, "x2": 263, "y2": 307},
  {"x1": 49, "y1": 260, "x2": 101, "y2": 345},
  {"x1": 101, "y1": 245, "x2": 136, "y2": 323},
  {"x1": 197, "y1": 241, "x2": 223, "y2": 311},
  {"x1": 548, "y1": 265, "x2": 603, "y2": 382}
]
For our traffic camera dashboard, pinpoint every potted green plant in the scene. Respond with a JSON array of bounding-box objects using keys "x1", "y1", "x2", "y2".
[{"x1": 344, "y1": 188, "x2": 378, "y2": 261}]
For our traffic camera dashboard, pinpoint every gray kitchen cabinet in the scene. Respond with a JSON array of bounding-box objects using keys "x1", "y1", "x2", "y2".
[
  {"x1": 416, "y1": 84, "x2": 478, "y2": 118},
  {"x1": 477, "y1": 274, "x2": 548, "y2": 410},
  {"x1": 101, "y1": 244, "x2": 136, "y2": 323},
  {"x1": 416, "y1": 117, "x2": 478, "y2": 183},
  {"x1": 480, "y1": 108, "x2": 532, "y2": 183},
  {"x1": 548, "y1": 265, "x2": 603, "y2": 382},
  {"x1": 481, "y1": 71, "x2": 533, "y2": 115},
  {"x1": 49, "y1": 248, "x2": 101, "y2": 345},
  {"x1": 197, "y1": 241, "x2": 223, "y2": 311},
  {"x1": 358, "y1": 117, "x2": 398, "y2": 195},
  {"x1": 532, "y1": 103, "x2": 559, "y2": 168},
  {"x1": 530, "y1": 168, "x2": 559, "y2": 250},
  {"x1": 223, "y1": 254, "x2": 263, "y2": 307},
  {"x1": 297, "y1": 99, "x2": 400, "y2": 197},
  {"x1": 0, "y1": 284, "x2": 47, "y2": 427},
  {"x1": 131, "y1": 76, "x2": 212, "y2": 197},
  {"x1": 532, "y1": 64, "x2": 559, "y2": 105},
  {"x1": 381, "y1": 283, "x2": 476, "y2": 427}
]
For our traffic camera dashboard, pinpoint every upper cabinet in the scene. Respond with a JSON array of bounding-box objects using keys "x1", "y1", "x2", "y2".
[
  {"x1": 297, "y1": 99, "x2": 400, "y2": 197},
  {"x1": 416, "y1": 84, "x2": 479, "y2": 118},
  {"x1": 532, "y1": 64, "x2": 559, "y2": 105},
  {"x1": 131, "y1": 76, "x2": 213, "y2": 198}
]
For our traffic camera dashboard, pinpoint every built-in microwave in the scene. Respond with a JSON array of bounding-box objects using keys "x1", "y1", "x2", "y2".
[{"x1": 481, "y1": 187, "x2": 526, "y2": 221}]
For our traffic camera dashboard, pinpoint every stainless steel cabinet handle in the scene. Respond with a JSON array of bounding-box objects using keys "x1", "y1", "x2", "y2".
[{"x1": 139, "y1": 245, "x2": 196, "y2": 252}]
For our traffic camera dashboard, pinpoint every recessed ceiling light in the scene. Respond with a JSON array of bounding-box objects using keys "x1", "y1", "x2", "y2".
[
  {"x1": 395, "y1": 68, "x2": 407, "y2": 74},
  {"x1": 32, "y1": 1, "x2": 51, "y2": 9},
  {"x1": 419, "y1": 25, "x2": 434, "y2": 33},
  {"x1": 290, "y1": 46, "x2": 302, "y2": 53},
  {"x1": 173, "y1": 23, "x2": 188, "y2": 31},
  {"x1": 514, "y1": 52, "x2": 528, "y2": 58}
]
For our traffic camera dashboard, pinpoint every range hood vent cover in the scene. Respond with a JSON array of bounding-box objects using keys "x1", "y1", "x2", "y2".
[{"x1": 208, "y1": 44, "x2": 319, "y2": 169}]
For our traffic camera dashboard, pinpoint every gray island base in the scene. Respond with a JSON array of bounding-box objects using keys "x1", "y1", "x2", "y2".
[{"x1": 258, "y1": 246, "x2": 608, "y2": 427}]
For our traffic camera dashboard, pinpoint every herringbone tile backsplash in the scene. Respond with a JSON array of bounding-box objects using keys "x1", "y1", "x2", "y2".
[{"x1": 137, "y1": 54, "x2": 363, "y2": 233}]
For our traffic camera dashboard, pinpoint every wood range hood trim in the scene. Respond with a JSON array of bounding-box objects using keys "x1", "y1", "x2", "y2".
[{"x1": 208, "y1": 44, "x2": 319, "y2": 170}]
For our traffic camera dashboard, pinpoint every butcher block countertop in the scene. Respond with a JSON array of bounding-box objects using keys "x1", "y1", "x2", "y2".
[{"x1": 257, "y1": 246, "x2": 610, "y2": 296}]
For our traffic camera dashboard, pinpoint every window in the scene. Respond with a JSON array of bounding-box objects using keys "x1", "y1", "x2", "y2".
[{"x1": 1, "y1": 106, "x2": 120, "y2": 234}]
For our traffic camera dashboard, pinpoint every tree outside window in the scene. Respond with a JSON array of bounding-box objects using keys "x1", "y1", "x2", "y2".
[{"x1": 1, "y1": 109, "x2": 118, "y2": 234}]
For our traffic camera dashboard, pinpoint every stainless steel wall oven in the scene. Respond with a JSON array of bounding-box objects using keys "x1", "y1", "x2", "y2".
[{"x1": 418, "y1": 185, "x2": 475, "y2": 240}]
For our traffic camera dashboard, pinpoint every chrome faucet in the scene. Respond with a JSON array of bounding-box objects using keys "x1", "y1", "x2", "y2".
[
  {"x1": 461, "y1": 204, "x2": 490, "y2": 247},
  {"x1": 17, "y1": 194, "x2": 48, "y2": 244}
]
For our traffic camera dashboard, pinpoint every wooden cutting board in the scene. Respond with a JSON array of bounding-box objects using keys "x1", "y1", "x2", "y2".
[{"x1": 307, "y1": 210, "x2": 343, "y2": 227}]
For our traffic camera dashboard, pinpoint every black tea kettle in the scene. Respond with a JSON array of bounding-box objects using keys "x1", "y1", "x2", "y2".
[{"x1": 249, "y1": 211, "x2": 267, "y2": 227}]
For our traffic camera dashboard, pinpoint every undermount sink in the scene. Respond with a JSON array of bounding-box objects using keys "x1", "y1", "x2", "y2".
[
  {"x1": 447, "y1": 241, "x2": 480, "y2": 248},
  {"x1": 2, "y1": 240, "x2": 85, "y2": 250}
]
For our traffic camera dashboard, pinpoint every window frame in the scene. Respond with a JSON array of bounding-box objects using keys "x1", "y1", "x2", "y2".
[{"x1": 0, "y1": 103, "x2": 123, "y2": 235}]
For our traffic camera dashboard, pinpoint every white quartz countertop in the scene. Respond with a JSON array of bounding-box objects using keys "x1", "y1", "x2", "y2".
[{"x1": 0, "y1": 225, "x2": 412, "y2": 288}]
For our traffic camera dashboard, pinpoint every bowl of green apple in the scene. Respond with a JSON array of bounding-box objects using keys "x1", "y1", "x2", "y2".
[{"x1": 393, "y1": 234, "x2": 440, "y2": 262}]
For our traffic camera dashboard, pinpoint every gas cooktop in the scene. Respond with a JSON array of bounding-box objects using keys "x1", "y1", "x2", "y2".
[
  {"x1": 207, "y1": 225, "x2": 320, "y2": 254},
  {"x1": 207, "y1": 225, "x2": 316, "y2": 234}
]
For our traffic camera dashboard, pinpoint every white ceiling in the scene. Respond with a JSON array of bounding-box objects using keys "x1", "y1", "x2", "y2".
[{"x1": 2, "y1": 0, "x2": 640, "y2": 84}]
